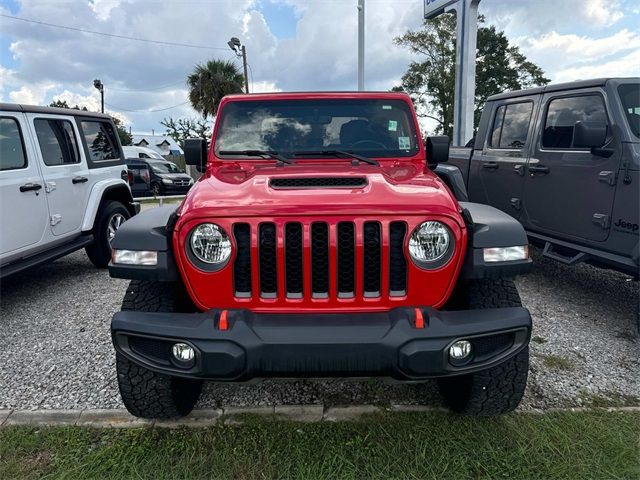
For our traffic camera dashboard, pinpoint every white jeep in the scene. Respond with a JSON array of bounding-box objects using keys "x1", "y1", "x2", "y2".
[{"x1": 0, "y1": 103, "x2": 138, "y2": 277}]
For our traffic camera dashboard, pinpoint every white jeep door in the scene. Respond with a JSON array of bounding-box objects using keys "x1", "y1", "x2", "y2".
[
  {"x1": 28, "y1": 114, "x2": 91, "y2": 237},
  {"x1": 0, "y1": 113, "x2": 49, "y2": 257}
]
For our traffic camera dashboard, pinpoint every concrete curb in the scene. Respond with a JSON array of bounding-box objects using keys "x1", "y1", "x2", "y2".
[{"x1": 1, "y1": 405, "x2": 638, "y2": 428}]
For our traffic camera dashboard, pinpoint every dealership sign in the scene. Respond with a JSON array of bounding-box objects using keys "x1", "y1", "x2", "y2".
[{"x1": 424, "y1": 0, "x2": 481, "y2": 146}]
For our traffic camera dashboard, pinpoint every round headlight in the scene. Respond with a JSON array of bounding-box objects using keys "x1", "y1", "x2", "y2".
[
  {"x1": 408, "y1": 221, "x2": 453, "y2": 266},
  {"x1": 189, "y1": 223, "x2": 231, "y2": 265}
]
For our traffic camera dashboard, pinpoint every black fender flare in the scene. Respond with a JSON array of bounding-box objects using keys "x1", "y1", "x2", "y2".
[
  {"x1": 108, "y1": 206, "x2": 179, "y2": 281},
  {"x1": 458, "y1": 202, "x2": 532, "y2": 279},
  {"x1": 434, "y1": 164, "x2": 469, "y2": 202}
]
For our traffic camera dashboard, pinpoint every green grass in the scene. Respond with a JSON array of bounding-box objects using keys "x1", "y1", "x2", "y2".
[
  {"x1": 1, "y1": 411, "x2": 638, "y2": 479},
  {"x1": 540, "y1": 354, "x2": 574, "y2": 370}
]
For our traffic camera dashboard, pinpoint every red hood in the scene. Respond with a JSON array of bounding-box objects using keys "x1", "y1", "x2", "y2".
[{"x1": 178, "y1": 160, "x2": 462, "y2": 224}]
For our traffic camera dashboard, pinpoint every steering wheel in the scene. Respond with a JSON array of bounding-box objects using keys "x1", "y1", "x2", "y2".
[{"x1": 350, "y1": 139, "x2": 387, "y2": 149}]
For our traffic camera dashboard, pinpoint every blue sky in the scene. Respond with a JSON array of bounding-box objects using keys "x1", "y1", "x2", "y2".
[{"x1": 0, "y1": 0, "x2": 638, "y2": 134}]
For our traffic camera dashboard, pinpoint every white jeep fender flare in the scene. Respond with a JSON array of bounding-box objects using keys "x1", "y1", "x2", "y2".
[{"x1": 81, "y1": 178, "x2": 133, "y2": 232}]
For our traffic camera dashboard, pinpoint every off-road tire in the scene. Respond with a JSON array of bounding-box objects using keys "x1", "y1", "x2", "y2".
[
  {"x1": 85, "y1": 200, "x2": 130, "y2": 268},
  {"x1": 116, "y1": 280, "x2": 203, "y2": 419},
  {"x1": 437, "y1": 279, "x2": 529, "y2": 415}
]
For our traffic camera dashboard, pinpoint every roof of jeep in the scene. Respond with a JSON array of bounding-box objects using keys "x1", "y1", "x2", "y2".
[
  {"x1": 487, "y1": 77, "x2": 639, "y2": 101},
  {"x1": 221, "y1": 91, "x2": 412, "y2": 102},
  {"x1": 0, "y1": 102, "x2": 112, "y2": 119}
]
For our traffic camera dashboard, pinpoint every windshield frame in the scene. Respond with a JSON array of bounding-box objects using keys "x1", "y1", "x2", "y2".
[{"x1": 212, "y1": 95, "x2": 423, "y2": 161}]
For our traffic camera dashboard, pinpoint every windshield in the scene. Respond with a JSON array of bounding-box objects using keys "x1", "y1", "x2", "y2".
[
  {"x1": 214, "y1": 98, "x2": 420, "y2": 159},
  {"x1": 149, "y1": 161, "x2": 182, "y2": 174},
  {"x1": 618, "y1": 84, "x2": 640, "y2": 138}
]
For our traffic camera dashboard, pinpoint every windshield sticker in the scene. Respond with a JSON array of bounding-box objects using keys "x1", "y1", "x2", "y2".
[
  {"x1": 382, "y1": 105, "x2": 392, "y2": 110},
  {"x1": 388, "y1": 120, "x2": 398, "y2": 132},
  {"x1": 398, "y1": 136, "x2": 410, "y2": 150}
]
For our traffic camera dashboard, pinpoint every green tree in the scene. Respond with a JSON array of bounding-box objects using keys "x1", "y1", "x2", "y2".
[
  {"x1": 48, "y1": 99, "x2": 132, "y2": 146},
  {"x1": 161, "y1": 117, "x2": 212, "y2": 148},
  {"x1": 394, "y1": 14, "x2": 550, "y2": 139},
  {"x1": 187, "y1": 60, "x2": 245, "y2": 118}
]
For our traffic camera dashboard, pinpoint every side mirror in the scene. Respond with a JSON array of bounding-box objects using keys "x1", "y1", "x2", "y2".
[
  {"x1": 426, "y1": 135, "x2": 450, "y2": 171},
  {"x1": 184, "y1": 138, "x2": 208, "y2": 173},
  {"x1": 573, "y1": 121, "x2": 607, "y2": 149}
]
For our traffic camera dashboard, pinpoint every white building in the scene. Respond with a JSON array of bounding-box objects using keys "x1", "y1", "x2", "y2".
[{"x1": 131, "y1": 134, "x2": 184, "y2": 156}]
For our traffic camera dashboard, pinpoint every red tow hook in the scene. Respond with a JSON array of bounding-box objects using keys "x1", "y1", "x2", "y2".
[
  {"x1": 218, "y1": 310, "x2": 229, "y2": 331},
  {"x1": 414, "y1": 308, "x2": 425, "y2": 329}
]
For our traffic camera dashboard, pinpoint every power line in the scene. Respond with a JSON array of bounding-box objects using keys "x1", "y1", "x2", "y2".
[
  {"x1": 107, "y1": 80, "x2": 187, "y2": 92},
  {"x1": 104, "y1": 101, "x2": 190, "y2": 113},
  {"x1": 0, "y1": 14, "x2": 229, "y2": 51}
]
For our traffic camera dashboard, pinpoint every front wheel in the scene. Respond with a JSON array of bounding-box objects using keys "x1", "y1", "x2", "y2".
[
  {"x1": 117, "y1": 280, "x2": 203, "y2": 419},
  {"x1": 85, "y1": 200, "x2": 130, "y2": 268},
  {"x1": 437, "y1": 279, "x2": 529, "y2": 415}
]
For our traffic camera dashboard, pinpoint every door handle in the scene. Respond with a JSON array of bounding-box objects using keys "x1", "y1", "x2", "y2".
[
  {"x1": 528, "y1": 165, "x2": 550, "y2": 175},
  {"x1": 514, "y1": 164, "x2": 525, "y2": 176},
  {"x1": 19, "y1": 183, "x2": 43, "y2": 193},
  {"x1": 482, "y1": 161, "x2": 499, "y2": 170},
  {"x1": 72, "y1": 176, "x2": 89, "y2": 184}
]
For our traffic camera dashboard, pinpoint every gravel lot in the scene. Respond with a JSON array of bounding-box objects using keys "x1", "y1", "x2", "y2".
[{"x1": 1, "y1": 243, "x2": 638, "y2": 411}]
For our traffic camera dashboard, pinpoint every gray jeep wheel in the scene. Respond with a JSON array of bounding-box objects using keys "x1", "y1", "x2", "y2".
[
  {"x1": 116, "y1": 280, "x2": 203, "y2": 419},
  {"x1": 437, "y1": 279, "x2": 529, "y2": 415}
]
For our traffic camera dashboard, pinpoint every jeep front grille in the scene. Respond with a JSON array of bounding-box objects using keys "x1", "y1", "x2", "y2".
[{"x1": 232, "y1": 220, "x2": 408, "y2": 301}]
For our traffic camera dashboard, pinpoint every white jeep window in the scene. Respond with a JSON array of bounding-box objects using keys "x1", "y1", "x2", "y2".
[
  {"x1": 0, "y1": 117, "x2": 27, "y2": 171},
  {"x1": 34, "y1": 118, "x2": 80, "y2": 166},
  {"x1": 80, "y1": 121, "x2": 120, "y2": 161}
]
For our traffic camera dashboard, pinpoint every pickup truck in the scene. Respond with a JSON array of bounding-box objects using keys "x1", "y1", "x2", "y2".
[
  {"x1": 108, "y1": 91, "x2": 533, "y2": 419},
  {"x1": 448, "y1": 78, "x2": 639, "y2": 278}
]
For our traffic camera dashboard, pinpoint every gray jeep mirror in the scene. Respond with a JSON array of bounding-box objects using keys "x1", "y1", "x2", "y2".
[
  {"x1": 573, "y1": 121, "x2": 607, "y2": 149},
  {"x1": 426, "y1": 135, "x2": 450, "y2": 171},
  {"x1": 184, "y1": 138, "x2": 208, "y2": 173}
]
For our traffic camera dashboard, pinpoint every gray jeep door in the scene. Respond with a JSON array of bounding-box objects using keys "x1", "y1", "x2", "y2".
[
  {"x1": 522, "y1": 89, "x2": 620, "y2": 242},
  {"x1": 468, "y1": 97, "x2": 537, "y2": 219}
]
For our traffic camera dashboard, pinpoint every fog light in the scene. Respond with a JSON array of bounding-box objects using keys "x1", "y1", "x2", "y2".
[
  {"x1": 449, "y1": 340, "x2": 472, "y2": 360},
  {"x1": 172, "y1": 343, "x2": 195, "y2": 362}
]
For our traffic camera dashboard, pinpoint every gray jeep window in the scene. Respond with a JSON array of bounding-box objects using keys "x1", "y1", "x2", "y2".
[
  {"x1": 542, "y1": 95, "x2": 607, "y2": 149},
  {"x1": 489, "y1": 102, "x2": 533, "y2": 149},
  {"x1": 34, "y1": 119, "x2": 80, "y2": 166},
  {"x1": 0, "y1": 117, "x2": 27, "y2": 171},
  {"x1": 618, "y1": 83, "x2": 639, "y2": 139},
  {"x1": 80, "y1": 121, "x2": 120, "y2": 161}
]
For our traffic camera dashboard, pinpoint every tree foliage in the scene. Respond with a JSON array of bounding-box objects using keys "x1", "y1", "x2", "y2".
[
  {"x1": 48, "y1": 100, "x2": 132, "y2": 146},
  {"x1": 394, "y1": 14, "x2": 550, "y2": 139},
  {"x1": 187, "y1": 60, "x2": 245, "y2": 118},
  {"x1": 161, "y1": 117, "x2": 212, "y2": 148}
]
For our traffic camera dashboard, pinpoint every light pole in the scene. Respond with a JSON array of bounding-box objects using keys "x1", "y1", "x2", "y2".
[
  {"x1": 93, "y1": 79, "x2": 104, "y2": 113},
  {"x1": 357, "y1": 0, "x2": 365, "y2": 91},
  {"x1": 228, "y1": 37, "x2": 249, "y2": 94}
]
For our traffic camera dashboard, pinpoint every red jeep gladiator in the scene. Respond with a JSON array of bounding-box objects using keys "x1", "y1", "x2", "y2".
[{"x1": 109, "y1": 92, "x2": 533, "y2": 418}]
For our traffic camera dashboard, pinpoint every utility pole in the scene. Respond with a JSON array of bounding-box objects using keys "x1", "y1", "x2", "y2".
[
  {"x1": 93, "y1": 79, "x2": 104, "y2": 113},
  {"x1": 228, "y1": 37, "x2": 250, "y2": 94},
  {"x1": 357, "y1": 0, "x2": 365, "y2": 91}
]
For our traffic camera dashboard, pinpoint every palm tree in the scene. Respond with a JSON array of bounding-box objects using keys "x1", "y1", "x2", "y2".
[{"x1": 187, "y1": 60, "x2": 245, "y2": 118}]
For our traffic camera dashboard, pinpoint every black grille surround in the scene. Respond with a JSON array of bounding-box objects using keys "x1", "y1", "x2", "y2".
[
  {"x1": 233, "y1": 221, "x2": 409, "y2": 300},
  {"x1": 270, "y1": 177, "x2": 367, "y2": 189}
]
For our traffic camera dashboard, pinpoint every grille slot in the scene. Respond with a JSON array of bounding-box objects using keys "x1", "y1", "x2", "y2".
[
  {"x1": 389, "y1": 222, "x2": 407, "y2": 296},
  {"x1": 129, "y1": 336, "x2": 172, "y2": 364},
  {"x1": 285, "y1": 223, "x2": 303, "y2": 298},
  {"x1": 270, "y1": 177, "x2": 367, "y2": 189},
  {"x1": 337, "y1": 222, "x2": 355, "y2": 297},
  {"x1": 311, "y1": 222, "x2": 329, "y2": 297},
  {"x1": 259, "y1": 223, "x2": 277, "y2": 297},
  {"x1": 233, "y1": 223, "x2": 252, "y2": 297},
  {"x1": 363, "y1": 222, "x2": 381, "y2": 296}
]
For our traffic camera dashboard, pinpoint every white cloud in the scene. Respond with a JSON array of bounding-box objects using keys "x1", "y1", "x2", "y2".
[
  {"x1": 553, "y1": 49, "x2": 640, "y2": 82},
  {"x1": 89, "y1": 0, "x2": 122, "y2": 21},
  {"x1": 9, "y1": 82, "x2": 57, "y2": 104},
  {"x1": 583, "y1": 0, "x2": 624, "y2": 27}
]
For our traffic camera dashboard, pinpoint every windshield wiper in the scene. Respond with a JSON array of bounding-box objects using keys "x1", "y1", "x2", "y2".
[
  {"x1": 218, "y1": 150, "x2": 295, "y2": 165},
  {"x1": 292, "y1": 150, "x2": 379, "y2": 166}
]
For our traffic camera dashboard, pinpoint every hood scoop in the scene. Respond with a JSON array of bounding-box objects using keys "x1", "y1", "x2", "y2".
[{"x1": 270, "y1": 177, "x2": 367, "y2": 189}]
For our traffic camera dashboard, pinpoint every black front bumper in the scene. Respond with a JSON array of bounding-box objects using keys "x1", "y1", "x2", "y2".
[{"x1": 112, "y1": 307, "x2": 531, "y2": 381}]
